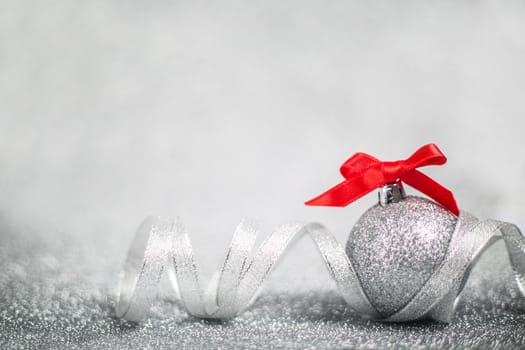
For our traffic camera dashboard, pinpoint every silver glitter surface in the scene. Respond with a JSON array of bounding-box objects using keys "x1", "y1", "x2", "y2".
[
  {"x1": 2, "y1": 217, "x2": 525, "y2": 349},
  {"x1": 346, "y1": 196, "x2": 458, "y2": 317}
]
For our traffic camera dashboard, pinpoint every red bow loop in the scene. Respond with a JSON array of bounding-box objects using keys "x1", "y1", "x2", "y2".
[
  {"x1": 339, "y1": 153, "x2": 379, "y2": 179},
  {"x1": 305, "y1": 144, "x2": 460, "y2": 216}
]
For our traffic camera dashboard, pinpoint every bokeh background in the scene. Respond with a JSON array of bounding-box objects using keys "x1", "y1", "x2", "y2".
[{"x1": 1, "y1": 1, "x2": 525, "y2": 348}]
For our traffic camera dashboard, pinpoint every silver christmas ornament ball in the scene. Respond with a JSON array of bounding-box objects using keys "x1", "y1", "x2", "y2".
[{"x1": 346, "y1": 194, "x2": 458, "y2": 318}]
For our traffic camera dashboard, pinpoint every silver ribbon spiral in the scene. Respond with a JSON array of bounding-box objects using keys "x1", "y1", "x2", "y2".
[{"x1": 116, "y1": 213, "x2": 525, "y2": 322}]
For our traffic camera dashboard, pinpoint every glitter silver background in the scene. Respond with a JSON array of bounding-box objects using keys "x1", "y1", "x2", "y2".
[{"x1": 1, "y1": 0, "x2": 525, "y2": 349}]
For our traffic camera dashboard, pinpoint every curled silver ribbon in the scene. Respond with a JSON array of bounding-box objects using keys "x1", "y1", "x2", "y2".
[{"x1": 116, "y1": 213, "x2": 525, "y2": 322}]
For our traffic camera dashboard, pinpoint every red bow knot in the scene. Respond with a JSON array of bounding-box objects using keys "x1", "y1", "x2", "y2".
[{"x1": 305, "y1": 144, "x2": 460, "y2": 215}]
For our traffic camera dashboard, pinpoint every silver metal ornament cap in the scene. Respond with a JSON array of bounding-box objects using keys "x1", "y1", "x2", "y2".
[{"x1": 378, "y1": 181, "x2": 406, "y2": 207}]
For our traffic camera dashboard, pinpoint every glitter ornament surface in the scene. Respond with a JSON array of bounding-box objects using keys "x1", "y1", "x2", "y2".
[{"x1": 346, "y1": 196, "x2": 458, "y2": 317}]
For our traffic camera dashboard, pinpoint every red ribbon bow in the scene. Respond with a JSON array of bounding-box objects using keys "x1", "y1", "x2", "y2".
[{"x1": 305, "y1": 144, "x2": 460, "y2": 215}]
